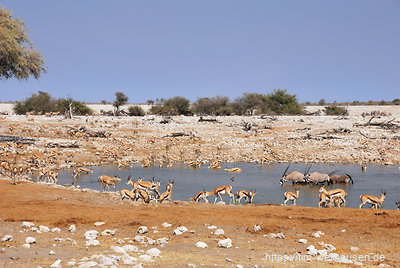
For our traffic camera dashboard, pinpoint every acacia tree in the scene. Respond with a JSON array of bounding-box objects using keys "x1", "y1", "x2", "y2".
[
  {"x1": 0, "y1": 8, "x2": 47, "y2": 80},
  {"x1": 113, "y1": 91, "x2": 128, "y2": 115}
]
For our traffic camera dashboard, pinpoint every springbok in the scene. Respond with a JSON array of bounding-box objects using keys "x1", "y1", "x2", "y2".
[
  {"x1": 330, "y1": 174, "x2": 354, "y2": 184},
  {"x1": 134, "y1": 188, "x2": 151, "y2": 203},
  {"x1": 98, "y1": 175, "x2": 120, "y2": 191},
  {"x1": 283, "y1": 188, "x2": 299, "y2": 205},
  {"x1": 117, "y1": 161, "x2": 131, "y2": 168},
  {"x1": 396, "y1": 201, "x2": 400, "y2": 210},
  {"x1": 236, "y1": 189, "x2": 256, "y2": 204},
  {"x1": 119, "y1": 188, "x2": 136, "y2": 204},
  {"x1": 224, "y1": 167, "x2": 242, "y2": 173},
  {"x1": 280, "y1": 164, "x2": 307, "y2": 185},
  {"x1": 133, "y1": 178, "x2": 161, "y2": 198},
  {"x1": 158, "y1": 180, "x2": 174, "y2": 203},
  {"x1": 191, "y1": 190, "x2": 208, "y2": 203},
  {"x1": 209, "y1": 161, "x2": 222, "y2": 169},
  {"x1": 205, "y1": 185, "x2": 235, "y2": 204},
  {"x1": 319, "y1": 186, "x2": 347, "y2": 207},
  {"x1": 360, "y1": 191, "x2": 386, "y2": 209}
]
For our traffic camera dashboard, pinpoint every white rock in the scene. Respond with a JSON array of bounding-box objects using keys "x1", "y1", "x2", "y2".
[
  {"x1": 139, "y1": 255, "x2": 154, "y2": 262},
  {"x1": 327, "y1": 253, "x2": 340, "y2": 261},
  {"x1": 26, "y1": 237, "x2": 36, "y2": 244},
  {"x1": 94, "y1": 222, "x2": 105, "y2": 226},
  {"x1": 117, "y1": 239, "x2": 124, "y2": 244},
  {"x1": 122, "y1": 256, "x2": 138, "y2": 265},
  {"x1": 317, "y1": 249, "x2": 328, "y2": 256},
  {"x1": 162, "y1": 222, "x2": 172, "y2": 228},
  {"x1": 157, "y1": 237, "x2": 169, "y2": 245},
  {"x1": 97, "y1": 255, "x2": 116, "y2": 266},
  {"x1": 30, "y1": 227, "x2": 39, "y2": 232},
  {"x1": 134, "y1": 235, "x2": 146, "y2": 242},
  {"x1": 354, "y1": 261, "x2": 363, "y2": 266},
  {"x1": 138, "y1": 226, "x2": 148, "y2": 234},
  {"x1": 39, "y1": 225, "x2": 50, "y2": 232},
  {"x1": 49, "y1": 250, "x2": 55, "y2": 255},
  {"x1": 254, "y1": 225, "x2": 261, "y2": 232},
  {"x1": 146, "y1": 248, "x2": 161, "y2": 257},
  {"x1": 51, "y1": 228, "x2": 61, "y2": 233},
  {"x1": 378, "y1": 264, "x2": 391, "y2": 267},
  {"x1": 50, "y1": 259, "x2": 62, "y2": 268},
  {"x1": 208, "y1": 225, "x2": 217, "y2": 229},
  {"x1": 341, "y1": 229, "x2": 346, "y2": 232},
  {"x1": 123, "y1": 245, "x2": 138, "y2": 253},
  {"x1": 214, "y1": 229, "x2": 225, "y2": 235},
  {"x1": 312, "y1": 232, "x2": 321, "y2": 238},
  {"x1": 218, "y1": 238, "x2": 232, "y2": 248},
  {"x1": 176, "y1": 226, "x2": 189, "y2": 233},
  {"x1": 1, "y1": 235, "x2": 13, "y2": 242},
  {"x1": 84, "y1": 230, "x2": 98, "y2": 240},
  {"x1": 101, "y1": 229, "x2": 116, "y2": 236},
  {"x1": 110, "y1": 246, "x2": 126, "y2": 254},
  {"x1": 195, "y1": 242, "x2": 208, "y2": 248},
  {"x1": 298, "y1": 239, "x2": 308, "y2": 244},
  {"x1": 67, "y1": 261, "x2": 77, "y2": 266},
  {"x1": 236, "y1": 265, "x2": 244, "y2": 268},
  {"x1": 173, "y1": 229, "x2": 183, "y2": 236},
  {"x1": 147, "y1": 238, "x2": 156, "y2": 245},
  {"x1": 132, "y1": 263, "x2": 143, "y2": 268},
  {"x1": 85, "y1": 240, "x2": 99, "y2": 246},
  {"x1": 78, "y1": 261, "x2": 98, "y2": 268},
  {"x1": 22, "y1": 243, "x2": 30, "y2": 248},
  {"x1": 350, "y1": 246, "x2": 359, "y2": 252},
  {"x1": 68, "y1": 224, "x2": 76, "y2": 232},
  {"x1": 21, "y1": 221, "x2": 34, "y2": 228}
]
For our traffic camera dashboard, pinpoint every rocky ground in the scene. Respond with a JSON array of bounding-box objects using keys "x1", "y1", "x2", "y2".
[
  {"x1": 0, "y1": 105, "x2": 400, "y2": 267},
  {"x1": 0, "y1": 179, "x2": 399, "y2": 268}
]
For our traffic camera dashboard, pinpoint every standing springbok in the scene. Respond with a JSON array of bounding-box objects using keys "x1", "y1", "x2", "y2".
[
  {"x1": 280, "y1": 164, "x2": 307, "y2": 185},
  {"x1": 319, "y1": 186, "x2": 347, "y2": 207},
  {"x1": 283, "y1": 188, "x2": 300, "y2": 205},
  {"x1": 204, "y1": 185, "x2": 235, "y2": 204},
  {"x1": 236, "y1": 189, "x2": 256, "y2": 204},
  {"x1": 360, "y1": 191, "x2": 386, "y2": 209},
  {"x1": 98, "y1": 175, "x2": 120, "y2": 191},
  {"x1": 158, "y1": 180, "x2": 174, "y2": 203}
]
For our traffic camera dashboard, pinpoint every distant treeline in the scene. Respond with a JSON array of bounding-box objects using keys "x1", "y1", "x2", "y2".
[{"x1": 10, "y1": 90, "x2": 400, "y2": 117}]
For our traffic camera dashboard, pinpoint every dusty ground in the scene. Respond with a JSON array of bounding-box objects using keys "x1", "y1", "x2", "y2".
[
  {"x1": 0, "y1": 179, "x2": 399, "y2": 267},
  {"x1": 0, "y1": 105, "x2": 400, "y2": 267}
]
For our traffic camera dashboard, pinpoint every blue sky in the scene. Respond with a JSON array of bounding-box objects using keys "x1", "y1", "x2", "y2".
[{"x1": 1, "y1": 0, "x2": 399, "y2": 103}]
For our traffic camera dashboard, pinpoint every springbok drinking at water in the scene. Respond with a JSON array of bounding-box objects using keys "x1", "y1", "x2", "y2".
[
  {"x1": 236, "y1": 189, "x2": 256, "y2": 204},
  {"x1": 319, "y1": 186, "x2": 347, "y2": 207}
]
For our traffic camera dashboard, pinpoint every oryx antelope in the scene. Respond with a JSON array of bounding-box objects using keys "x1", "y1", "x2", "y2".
[
  {"x1": 280, "y1": 164, "x2": 306, "y2": 185},
  {"x1": 360, "y1": 191, "x2": 386, "y2": 209},
  {"x1": 330, "y1": 174, "x2": 354, "y2": 184},
  {"x1": 304, "y1": 170, "x2": 332, "y2": 185},
  {"x1": 319, "y1": 186, "x2": 347, "y2": 207},
  {"x1": 236, "y1": 189, "x2": 256, "y2": 204},
  {"x1": 283, "y1": 188, "x2": 299, "y2": 205}
]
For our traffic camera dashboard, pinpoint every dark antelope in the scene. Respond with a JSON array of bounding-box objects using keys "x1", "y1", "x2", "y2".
[{"x1": 330, "y1": 174, "x2": 354, "y2": 184}]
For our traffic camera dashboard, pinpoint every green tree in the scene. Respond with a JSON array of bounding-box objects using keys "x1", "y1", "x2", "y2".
[
  {"x1": 0, "y1": 8, "x2": 47, "y2": 80},
  {"x1": 265, "y1": 89, "x2": 304, "y2": 115},
  {"x1": 318, "y1": 99, "x2": 326, "y2": 106},
  {"x1": 235, "y1": 93, "x2": 267, "y2": 115},
  {"x1": 128, "y1": 105, "x2": 145, "y2": 116},
  {"x1": 149, "y1": 96, "x2": 191, "y2": 115},
  {"x1": 113, "y1": 92, "x2": 128, "y2": 115},
  {"x1": 192, "y1": 96, "x2": 230, "y2": 115},
  {"x1": 324, "y1": 105, "x2": 348, "y2": 116},
  {"x1": 58, "y1": 98, "x2": 92, "y2": 117},
  {"x1": 13, "y1": 91, "x2": 57, "y2": 114}
]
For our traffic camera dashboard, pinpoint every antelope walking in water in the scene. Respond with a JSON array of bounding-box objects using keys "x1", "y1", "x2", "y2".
[
  {"x1": 236, "y1": 189, "x2": 256, "y2": 204},
  {"x1": 224, "y1": 167, "x2": 242, "y2": 173},
  {"x1": 98, "y1": 175, "x2": 120, "y2": 191},
  {"x1": 280, "y1": 164, "x2": 307, "y2": 185},
  {"x1": 283, "y1": 188, "x2": 300, "y2": 205},
  {"x1": 360, "y1": 191, "x2": 386, "y2": 209},
  {"x1": 319, "y1": 186, "x2": 347, "y2": 207},
  {"x1": 330, "y1": 174, "x2": 354, "y2": 184}
]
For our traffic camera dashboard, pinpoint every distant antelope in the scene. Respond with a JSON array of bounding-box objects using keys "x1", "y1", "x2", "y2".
[
  {"x1": 319, "y1": 186, "x2": 347, "y2": 207},
  {"x1": 361, "y1": 162, "x2": 367, "y2": 172},
  {"x1": 224, "y1": 167, "x2": 242, "y2": 173},
  {"x1": 396, "y1": 201, "x2": 400, "y2": 210},
  {"x1": 283, "y1": 188, "x2": 300, "y2": 205},
  {"x1": 360, "y1": 192, "x2": 386, "y2": 209},
  {"x1": 117, "y1": 161, "x2": 131, "y2": 168},
  {"x1": 236, "y1": 189, "x2": 256, "y2": 204}
]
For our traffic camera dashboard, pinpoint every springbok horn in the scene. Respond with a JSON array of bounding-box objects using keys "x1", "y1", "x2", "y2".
[{"x1": 282, "y1": 164, "x2": 291, "y2": 177}]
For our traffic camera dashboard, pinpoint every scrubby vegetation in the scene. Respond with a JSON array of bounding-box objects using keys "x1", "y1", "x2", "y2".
[
  {"x1": 324, "y1": 105, "x2": 349, "y2": 116},
  {"x1": 128, "y1": 105, "x2": 145, "y2": 116}
]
